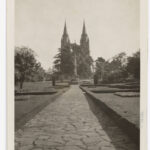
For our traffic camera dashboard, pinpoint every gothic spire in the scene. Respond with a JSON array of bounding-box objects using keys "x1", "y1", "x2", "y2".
[
  {"x1": 82, "y1": 21, "x2": 87, "y2": 35},
  {"x1": 61, "y1": 21, "x2": 70, "y2": 49},
  {"x1": 80, "y1": 20, "x2": 90, "y2": 54},
  {"x1": 63, "y1": 21, "x2": 68, "y2": 35}
]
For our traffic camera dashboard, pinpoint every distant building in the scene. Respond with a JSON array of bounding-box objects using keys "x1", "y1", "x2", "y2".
[
  {"x1": 61, "y1": 22, "x2": 70, "y2": 49},
  {"x1": 60, "y1": 21, "x2": 92, "y2": 78}
]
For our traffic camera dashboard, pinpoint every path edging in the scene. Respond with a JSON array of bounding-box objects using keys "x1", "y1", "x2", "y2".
[
  {"x1": 15, "y1": 88, "x2": 69, "y2": 131},
  {"x1": 80, "y1": 86, "x2": 139, "y2": 146}
]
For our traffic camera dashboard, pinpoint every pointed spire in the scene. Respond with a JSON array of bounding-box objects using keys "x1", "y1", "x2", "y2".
[
  {"x1": 63, "y1": 21, "x2": 68, "y2": 35},
  {"x1": 61, "y1": 20, "x2": 70, "y2": 48},
  {"x1": 82, "y1": 20, "x2": 87, "y2": 35}
]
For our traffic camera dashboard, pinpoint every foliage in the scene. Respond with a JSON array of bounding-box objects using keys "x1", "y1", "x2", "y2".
[
  {"x1": 77, "y1": 55, "x2": 93, "y2": 78},
  {"x1": 104, "y1": 52, "x2": 128, "y2": 82},
  {"x1": 126, "y1": 51, "x2": 140, "y2": 79},
  {"x1": 15, "y1": 46, "x2": 45, "y2": 89},
  {"x1": 95, "y1": 52, "x2": 128, "y2": 83},
  {"x1": 53, "y1": 45, "x2": 74, "y2": 79},
  {"x1": 71, "y1": 43, "x2": 93, "y2": 78},
  {"x1": 95, "y1": 57, "x2": 105, "y2": 80},
  {"x1": 45, "y1": 67, "x2": 53, "y2": 81},
  {"x1": 53, "y1": 44, "x2": 93, "y2": 79},
  {"x1": 95, "y1": 51, "x2": 140, "y2": 83},
  {"x1": 31, "y1": 63, "x2": 46, "y2": 81}
]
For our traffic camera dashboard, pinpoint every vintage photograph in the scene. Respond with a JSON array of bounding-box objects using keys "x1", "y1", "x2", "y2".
[{"x1": 15, "y1": 0, "x2": 140, "y2": 149}]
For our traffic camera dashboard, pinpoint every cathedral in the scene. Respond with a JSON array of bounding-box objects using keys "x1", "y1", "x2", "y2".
[
  {"x1": 60, "y1": 21, "x2": 93, "y2": 78},
  {"x1": 61, "y1": 21, "x2": 90, "y2": 55}
]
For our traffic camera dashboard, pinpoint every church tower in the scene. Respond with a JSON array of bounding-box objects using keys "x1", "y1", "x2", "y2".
[
  {"x1": 61, "y1": 22, "x2": 70, "y2": 49},
  {"x1": 80, "y1": 21, "x2": 90, "y2": 54}
]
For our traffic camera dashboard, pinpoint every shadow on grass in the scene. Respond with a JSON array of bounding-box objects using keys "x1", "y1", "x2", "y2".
[
  {"x1": 15, "y1": 91, "x2": 57, "y2": 96},
  {"x1": 84, "y1": 94, "x2": 139, "y2": 150},
  {"x1": 15, "y1": 88, "x2": 69, "y2": 131}
]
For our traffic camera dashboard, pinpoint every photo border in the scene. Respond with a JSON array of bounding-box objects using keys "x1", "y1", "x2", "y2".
[{"x1": 7, "y1": 0, "x2": 148, "y2": 149}]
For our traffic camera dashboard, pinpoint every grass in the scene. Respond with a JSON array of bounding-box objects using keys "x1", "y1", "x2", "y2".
[
  {"x1": 81, "y1": 84, "x2": 140, "y2": 128},
  {"x1": 15, "y1": 81, "x2": 69, "y2": 130},
  {"x1": 114, "y1": 92, "x2": 139, "y2": 97},
  {"x1": 85, "y1": 82, "x2": 140, "y2": 93},
  {"x1": 15, "y1": 81, "x2": 70, "y2": 92},
  {"x1": 94, "y1": 93, "x2": 140, "y2": 128},
  {"x1": 15, "y1": 95, "x2": 52, "y2": 122},
  {"x1": 87, "y1": 86, "x2": 139, "y2": 93}
]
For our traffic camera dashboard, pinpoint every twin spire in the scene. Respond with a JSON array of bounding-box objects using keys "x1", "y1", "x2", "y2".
[
  {"x1": 61, "y1": 20, "x2": 89, "y2": 50},
  {"x1": 63, "y1": 21, "x2": 87, "y2": 36}
]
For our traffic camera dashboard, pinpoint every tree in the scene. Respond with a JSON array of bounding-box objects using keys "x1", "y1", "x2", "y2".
[
  {"x1": 53, "y1": 43, "x2": 93, "y2": 79},
  {"x1": 95, "y1": 57, "x2": 105, "y2": 80},
  {"x1": 53, "y1": 48, "x2": 61, "y2": 75},
  {"x1": 61, "y1": 46, "x2": 74, "y2": 77},
  {"x1": 97, "y1": 52, "x2": 128, "y2": 83},
  {"x1": 53, "y1": 45, "x2": 74, "y2": 79},
  {"x1": 15, "y1": 46, "x2": 40, "y2": 89},
  {"x1": 126, "y1": 51, "x2": 140, "y2": 80},
  {"x1": 77, "y1": 55, "x2": 93, "y2": 78},
  {"x1": 31, "y1": 63, "x2": 46, "y2": 81},
  {"x1": 45, "y1": 67, "x2": 53, "y2": 81},
  {"x1": 72, "y1": 44, "x2": 93, "y2": 78}
]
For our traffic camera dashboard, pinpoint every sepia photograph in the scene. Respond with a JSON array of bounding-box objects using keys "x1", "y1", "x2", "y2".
[{"x1": 14, "y1": 0, "x2": 142, "y2": 149}]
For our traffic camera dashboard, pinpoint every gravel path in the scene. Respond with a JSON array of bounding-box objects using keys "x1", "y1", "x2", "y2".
[{"x1": 15, "y1": 85, "x2": 138, "y2": 150}]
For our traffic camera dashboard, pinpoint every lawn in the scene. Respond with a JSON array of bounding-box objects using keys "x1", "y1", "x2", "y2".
[
  {"x1": 88, "y1": 86, "x2": 139, "y2": 93},
  {"x1": 15, "y1": 81, "x2": 70, "y2": 92},
  {"x1": 94, "y1": 93, "x2": 139, "y2": 128},
  {"x1": 15, "y1": 81, "x2": 69, "y2": 130},
  {"x1": 82, "y1": 83, "x2": 140, "y2": 129}
]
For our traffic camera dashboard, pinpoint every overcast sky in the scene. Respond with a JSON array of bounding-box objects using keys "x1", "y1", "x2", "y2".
[{"x1": 15, "y1": 0, "x2": 139, "y2": 70}]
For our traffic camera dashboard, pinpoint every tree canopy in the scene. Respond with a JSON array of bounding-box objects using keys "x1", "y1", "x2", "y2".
[
  {"x1": 53, "y1": 44, "x2": 93, "y2": 79},
  {"x1": 53, "y1": 46, "x2": 74, "y2": 79},
  {"x1": 126, "y1": 51, "x2": 140, "y2": 79},
  {"x1": 95, "y1": 51, "x2": 140, "y2": 83},
  {"x1": 15, "y1": 46, "x2": 45, "y2": 89}
]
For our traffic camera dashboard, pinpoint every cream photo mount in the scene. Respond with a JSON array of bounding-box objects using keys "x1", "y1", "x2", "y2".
[{"x1": 7, "y1": 0, "x2": 148, "y2": 149}]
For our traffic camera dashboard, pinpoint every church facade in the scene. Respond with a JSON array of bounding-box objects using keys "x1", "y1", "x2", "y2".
[{"x1": 60, "y1": 22, "x2": 93, "y2": 78}]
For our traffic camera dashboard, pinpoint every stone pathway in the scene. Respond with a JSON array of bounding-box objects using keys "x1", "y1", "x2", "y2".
[{"x1": 15, "y1": 85, "x2": 138, "y2": 150}]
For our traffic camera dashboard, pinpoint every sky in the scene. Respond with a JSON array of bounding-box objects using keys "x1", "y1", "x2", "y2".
[{"x1": 15, "y1": 0, "x2": 140, "y2": 70}]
